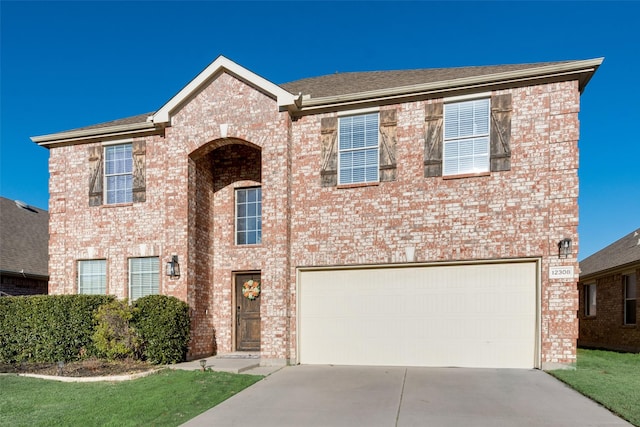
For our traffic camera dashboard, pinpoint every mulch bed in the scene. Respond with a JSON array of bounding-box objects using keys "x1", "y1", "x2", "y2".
[{"x1": 0, "y1": 359, "x2": 155, "y2": 377}]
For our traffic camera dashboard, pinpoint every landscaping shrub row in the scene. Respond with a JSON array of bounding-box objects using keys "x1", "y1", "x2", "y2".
[{"x1": 0, "y1": 294, "x2": 190, "y2": 365}]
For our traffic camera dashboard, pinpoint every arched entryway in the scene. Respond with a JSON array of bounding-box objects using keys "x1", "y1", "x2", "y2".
[{"x1": 188, "y1": 138, "x2": 262, "y2": 357}]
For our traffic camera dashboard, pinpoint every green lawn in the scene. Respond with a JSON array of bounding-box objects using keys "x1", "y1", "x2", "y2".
[
  {"x1": 550, "y1": 349, "x2": 640, "y2": 426},
  {"x1": 0, "y1": 369, "x2": 262, "y2": 427}
]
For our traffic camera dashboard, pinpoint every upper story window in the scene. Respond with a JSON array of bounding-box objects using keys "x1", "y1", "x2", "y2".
[
  {"x1": 129, "y1": 257, "x2": 159, "y2": 300},
  {"x1": 338, "y1": 113, "x2": 379, "y2": 185},
  {"x1": 584, "y1": 283, "x2": 596, "y2": 317},
  {"x1": 105, "y1": 144, "x2": 133, "y2": 204},
  {"x1": 624, "y1": 273, "x2": 637, "y2": 325},
  {"x1": 236, "y1": 187, "x2": 262, "y2": 245},
  {"x1": 443, "y1": 98, "x2": 490, "y2": 176},
  {"x1": 78, "y1": 259, "x2": 106, "y2": 294}
]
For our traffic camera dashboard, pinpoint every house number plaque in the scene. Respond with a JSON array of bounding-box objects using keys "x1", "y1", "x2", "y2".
[{"x1": 549, "y1": 266, "x2": 574, "y2": 279}]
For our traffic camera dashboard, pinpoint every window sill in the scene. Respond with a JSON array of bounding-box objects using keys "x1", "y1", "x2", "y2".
[
  {"x1": 443, "y1": 171, "x2": 491, "y2": 180},
  {"x1": 622, "y1": 324, "x2": 637, "y2": 328},
  {"x1": 235, "y1": 244, "x2": 263, "y2": 248},
  {"x1": 101, "y1": 202, "x2": 134, "y2": 208},
  {"x1": 337, "y1": 181, "x2": 380, "y2": 189}
]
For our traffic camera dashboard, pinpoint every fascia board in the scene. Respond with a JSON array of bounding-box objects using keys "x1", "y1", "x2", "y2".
[
  {"x1": 31, "y1": 121, "x2": 157, "y2": 147},
  {"x1": 153, "y1": 55, "x2": 296, "y2": 124},
  {"x1": 299, "y1": 58, "x2": 604, "y2": 111}
]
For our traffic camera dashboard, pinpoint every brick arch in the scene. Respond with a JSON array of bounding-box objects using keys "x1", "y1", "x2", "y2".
[{"x1": 189, "y1": 137, "x2": 261, "y2": 163}]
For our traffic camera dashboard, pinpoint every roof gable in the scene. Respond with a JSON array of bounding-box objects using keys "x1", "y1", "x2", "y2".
[
  {"x1": 580, "y1": 228, "x2": 640, "y2": 278},
  {"x1": 152, "y1": 55, "x2": 297, "y2": 125}
]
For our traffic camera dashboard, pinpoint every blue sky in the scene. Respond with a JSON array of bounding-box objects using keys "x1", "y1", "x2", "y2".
[{"x1": 1, "y1": 1, "x2": 638, "y2": 260}]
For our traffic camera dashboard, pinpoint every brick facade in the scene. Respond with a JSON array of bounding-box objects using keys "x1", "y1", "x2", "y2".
[
  {"x1": 41, "y1": 59, "x2": 594, "y2": 368},
  {"x1": 578, "y1": 267, "x2": 640, "y2": 352}
]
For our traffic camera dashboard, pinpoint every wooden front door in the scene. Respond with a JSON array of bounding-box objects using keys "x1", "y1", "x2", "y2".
[{"x1": 236, "y1": 273, "x2": 261, "y2": 351}]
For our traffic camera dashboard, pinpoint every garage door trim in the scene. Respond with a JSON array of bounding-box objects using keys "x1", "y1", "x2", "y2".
[{"x1": 296, "y1": 257, "x2": 541, "y2": 368}]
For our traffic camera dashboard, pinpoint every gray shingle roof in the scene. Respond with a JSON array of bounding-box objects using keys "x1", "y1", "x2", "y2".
[
  {"x1": 279, "y1": 61, "x2": 573, "y2": 99},
  {"x1": 0, "y1": 197, "x2": 49, "y2": 277},
  {"x1": 71, "y1": 112, "x2": 154, "y2": 132},
  {"x1": 580, "y1": 228, "x2": 640, "y2": 278},
  {"x1": 34, "y1": 59, "x2": 598, "y2": 140}
]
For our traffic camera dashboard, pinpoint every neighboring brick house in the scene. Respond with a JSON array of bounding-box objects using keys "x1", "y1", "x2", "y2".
[
  {"x1": 578, "y1": 229, "x2": 640, "y2": 352},
  {"x1": 0, "y1": 197, "x2": 49, "y2": 295},
  {"x1": 32, "y1": 56, "x2": 602, "y2": 369}
]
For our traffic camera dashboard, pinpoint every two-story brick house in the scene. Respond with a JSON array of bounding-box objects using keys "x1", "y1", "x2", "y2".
[{"x1": 32, "y1": 56, "x2": 602, "y2": 369}]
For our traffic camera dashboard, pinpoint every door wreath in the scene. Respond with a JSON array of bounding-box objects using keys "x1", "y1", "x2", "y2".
[{"x1": 242, "y1": 279, "x2": 261, "y2": 300}]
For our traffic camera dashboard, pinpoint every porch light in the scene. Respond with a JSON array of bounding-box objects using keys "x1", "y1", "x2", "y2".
[
  {"x1": 166, "y1": 255, "x2": 180, "y2": 278},
  {"x1": 558, "y1": 238, "x2": 572, "y2": 258}
]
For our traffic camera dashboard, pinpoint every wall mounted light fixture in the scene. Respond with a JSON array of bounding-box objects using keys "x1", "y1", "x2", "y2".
[
  {"x1": 166, "y1": 255, "x2": 180, "y2": 278},
  {"x1": 558, "y1": 238, "x2": 572, "y2": 258}
]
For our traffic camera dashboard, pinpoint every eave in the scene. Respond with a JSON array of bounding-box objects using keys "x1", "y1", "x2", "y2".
[
  {"x1": 292, "y1": 58, "x2": 603, "y2": 115},
  {"x1": 31, "y1": 120, "x2": 160, "y2": 148},
  {"x1": 579, "y1": 259, "x2": 640, "y2": 282}
]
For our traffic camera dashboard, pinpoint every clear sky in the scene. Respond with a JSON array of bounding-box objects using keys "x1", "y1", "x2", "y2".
[{"x1": 1, "y1": 1, "x2": 638, "y2": 260}]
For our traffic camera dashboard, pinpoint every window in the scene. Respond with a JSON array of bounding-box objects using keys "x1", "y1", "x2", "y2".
[
  {"x1": 129, "y1": 257, "x2": 159, "y2": 300},
  {"x1": 105, "y1": 144, "x2": 133, "y2": 204},
  {"x1": 624, "y1": 274, "x2": 637, "y2": 325},
  {"x1": 236, "y1": 187, "x2": 262, "y2": 245},
  {"x1": 584, "y1": 284, "x2": 596, "y2": 316},
  {"x1": 78, "y1": 260, "x2": 106, "y2": 294},
  {"x1": 443, "y1": 98, "x2": 490, "y2": 176},
  {"x1": 338, "y1": 113, "x2": 379, "y2": 185}
]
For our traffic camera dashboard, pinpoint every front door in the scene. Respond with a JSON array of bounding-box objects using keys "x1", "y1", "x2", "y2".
[{"x1": 236, "y1": 273, "x2": 261, "y2": 351}]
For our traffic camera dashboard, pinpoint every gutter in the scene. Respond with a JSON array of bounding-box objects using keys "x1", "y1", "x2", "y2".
[
  {"x1": 31, "y1": 121, "x2": 160, "y2": 148},
  {"x1": 295, "y1": 58, "x2": 604, "y2": 113},
  {"x1": 578, "y1": 259, "x2": 640, "y2": 282}
]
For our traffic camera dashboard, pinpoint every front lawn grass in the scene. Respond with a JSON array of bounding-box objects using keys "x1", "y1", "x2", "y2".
[
  {"x1": 0, "y1": 369, "x2": 262, "y2": 427},
  {"x1": 549, "y1": 349, "x2": 640, "y2": 426}
]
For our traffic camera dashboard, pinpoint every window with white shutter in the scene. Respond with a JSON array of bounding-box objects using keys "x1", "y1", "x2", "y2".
[
  {"x1": 129, "y1": 257, "x2": 159, "y2": 300},
  {"x1": 338, "y1": 113, "x2": 379, "y2": 185},
  {"x1": 443, "y1": 99, "x2": 490, "y2": 176}
]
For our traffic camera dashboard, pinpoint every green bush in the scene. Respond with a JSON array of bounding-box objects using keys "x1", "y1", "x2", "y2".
[
  {"x1": 0, "y1": 294, "x2": 114, "y2": 363},
  {"x1": 93, "y1": 299, "x2": 141, "y2": 360},
  {"x1": 133, "y1": 295, "x2": 190, "y2": 364}
]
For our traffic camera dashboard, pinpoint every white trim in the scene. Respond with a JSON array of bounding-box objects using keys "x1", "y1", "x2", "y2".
[
  {"x1": 31, "y1": 121, "x2": 156, "y2": 147},
  {"x1": 101, "y1": 138, "x2": 133, "y2": 146},
  {"x1": 337, "y1": 106, "x2": 380, "y2": 117},
  {"x1": 337, "y1": 112, "x2": 380, "y2": 185},
  {"x1": 296, "y1": 58, "x2": 603, "y2": 113},
  {"x1": 152, "y1": 55, "x2": 296, "y2": 125},
  {"x1": 444, "y1": 91, "x2": 491, "y2": 103}
]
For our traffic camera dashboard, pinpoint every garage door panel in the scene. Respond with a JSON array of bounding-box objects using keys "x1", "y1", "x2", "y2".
[{"x1": 299, "y1": 262, "x2": 537, "y2": 368}]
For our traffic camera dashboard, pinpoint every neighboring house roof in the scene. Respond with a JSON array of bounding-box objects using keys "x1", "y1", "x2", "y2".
[
  {"x1": 580, "y1": 228, "x2": 640, "y2": 279},
  {"x1": 0, "y1": 197, "x2": 49, "y2": 278},
  {"x1": 31, "y1": 55, "x2": 603, "y2": 147}
]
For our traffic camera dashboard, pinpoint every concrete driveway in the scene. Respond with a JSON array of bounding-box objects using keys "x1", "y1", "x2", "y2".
[{"x1": 182, "y1": 365, "x2": 632, "y2": 427}]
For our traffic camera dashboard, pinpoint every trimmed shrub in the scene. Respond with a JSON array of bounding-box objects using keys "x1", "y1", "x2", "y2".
[
  {"x1": 92, "y1": 299, "x2": 141, "y2": 360},
  {"x1": 133, "y1": 295, "x2": 190, "y2": 364},
  {"x1": 0, "y1": 294, "x2": 114, "y2": 363}
]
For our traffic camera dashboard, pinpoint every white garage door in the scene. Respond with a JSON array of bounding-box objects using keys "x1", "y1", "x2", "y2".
[{"x1": 298, "y1": 261, "x2": 538, "y2": 369}]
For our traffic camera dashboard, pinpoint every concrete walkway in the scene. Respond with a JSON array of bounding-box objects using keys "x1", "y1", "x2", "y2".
[
  {"x1": 181, "y1": 365, "x2": 632, "y2": 427},
  {"x1": 171, "y1": 353, "x2": 282, "y2": 376}
]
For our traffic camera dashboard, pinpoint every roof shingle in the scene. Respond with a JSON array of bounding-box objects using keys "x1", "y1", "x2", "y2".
[
  {"x1": 0, "y1": 197, "x2": 49, "y2": 277},
  {"x1": 580, "y1": 228, "x2": 640, "y2": 277}
]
